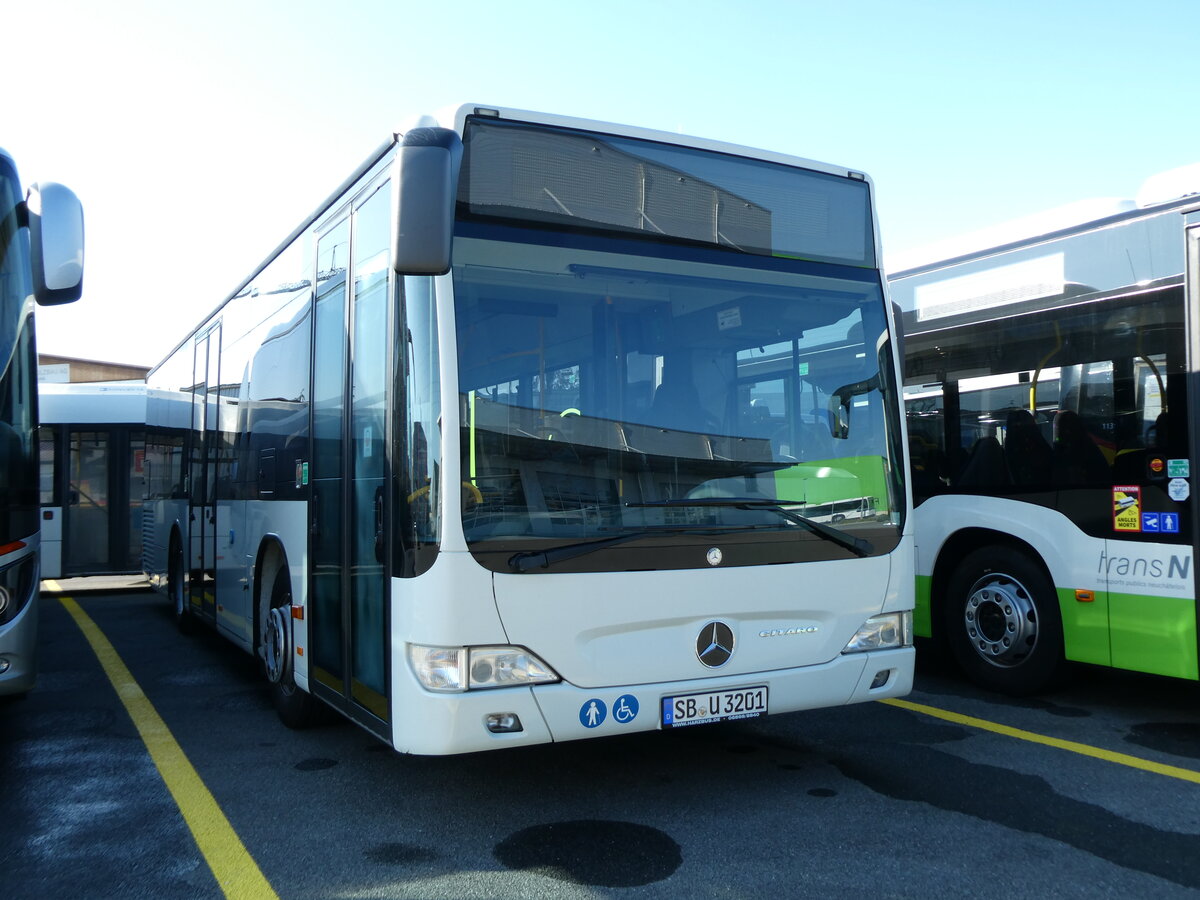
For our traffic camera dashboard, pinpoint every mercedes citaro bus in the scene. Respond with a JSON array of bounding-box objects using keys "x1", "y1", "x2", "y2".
[{"x1": 143, "y1": 105, "x2": 913, "y2": 753}]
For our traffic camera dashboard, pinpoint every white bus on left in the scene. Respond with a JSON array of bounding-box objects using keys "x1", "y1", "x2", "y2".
[{"x1": 0, "y1": 148, "x2": 84, "y2": 696}]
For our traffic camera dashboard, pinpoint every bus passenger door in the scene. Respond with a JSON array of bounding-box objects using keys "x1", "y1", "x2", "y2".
[
  {"x1": 308, "y1": 188, "x2": 391, "y2": 737},
  {"x1": 38, "y1": 425, "x2": 63, "y2": 579},
  {"x1": 189, "y1": 325, "x2": 220, "y2": 622},
  {"x1": 309, "y1": 218, "x2": 349, "y2": 705}
]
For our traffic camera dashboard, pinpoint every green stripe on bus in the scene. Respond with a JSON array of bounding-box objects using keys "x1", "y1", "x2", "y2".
[
  {"x1": 1108, "y1": 591, "x2": 1199, "y2": 680},
  {"x1": 1058, "y1": 587, "x2": 1111, "y2": 667}
]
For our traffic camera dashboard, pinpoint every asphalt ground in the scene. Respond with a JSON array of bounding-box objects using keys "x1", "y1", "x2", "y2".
[{"x1": 3, "y1": 586, "x2": 1200, "y2": 898}]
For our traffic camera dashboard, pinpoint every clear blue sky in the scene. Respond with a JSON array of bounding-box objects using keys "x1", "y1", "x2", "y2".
[{"x1": 8, "y1": 0, "x2": 1198, "y2": 366}]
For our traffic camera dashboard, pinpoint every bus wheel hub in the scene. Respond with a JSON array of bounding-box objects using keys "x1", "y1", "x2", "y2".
[
  {"x1": 963, "y1": 573, "x2": 1037, "y2": 667},
  {"x1": 264, "y1": 607, "x2": 290, "y2": 685}
]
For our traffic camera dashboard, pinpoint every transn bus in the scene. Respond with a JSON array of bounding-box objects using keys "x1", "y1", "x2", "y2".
[
  {"x1": 891, "y1": 167, "x2": 1200, "y2": 694},
  {"x1": 142, "y1": 105, "x2": 913, "y2": 753}
]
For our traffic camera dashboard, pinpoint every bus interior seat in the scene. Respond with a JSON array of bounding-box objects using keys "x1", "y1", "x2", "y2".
[
  {"x1": 1112, "y1": 412, "x2": 1170, "y2": 482},
  {"x1": 1051, "y1": 410, "x2": 1110, "y2": 484},
  {"x1": 957, "y1": 435, "x2": 1010, "y2": 488},
  {"x1": 796, "y1": 422, "x2": 833, "y2": 462},
  {"x1": 651, "y1": 376, "x2": 715, "y2": 433},
  {"x1": 1003, "y1": 409, "x2": 1053, "y2": 486}
]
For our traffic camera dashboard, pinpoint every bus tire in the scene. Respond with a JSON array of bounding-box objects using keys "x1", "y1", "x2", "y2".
[
  {"x1": 169, "y1": 534, "x2": 194, "y2": 635},
  {"x1": 942, "y1": 546, "x2": 1065, "y2": 695},
  {"x1": 261, "y1": 562, "x2": 324, "y2": 729}
]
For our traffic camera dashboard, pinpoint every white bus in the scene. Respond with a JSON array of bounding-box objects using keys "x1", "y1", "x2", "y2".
[
  {"x1": 0, "y1": 148, "x2": 83, "y2": 696},
  {"x1": 143, "y1": 105, "x2": 913, "y2": 754},
  {"x1": 891, "y1": 170, "x2": 1200, "y2": 694},
  {"x1": 38, "y1": 382, "x2": 146, "y2": 579}
]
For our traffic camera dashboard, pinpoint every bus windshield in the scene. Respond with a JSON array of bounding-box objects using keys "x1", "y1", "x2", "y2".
[{"x1": 453, "y1": 231, "x2": 903, "y2": 570}]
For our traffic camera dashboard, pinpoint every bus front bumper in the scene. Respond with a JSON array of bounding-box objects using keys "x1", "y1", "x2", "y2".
[
  {"x1": 389, "y1": 646, "x2": 913, "y2": 755},
  {"x1": 0, "y1": 594, "x2": 38, "y2": 696}
]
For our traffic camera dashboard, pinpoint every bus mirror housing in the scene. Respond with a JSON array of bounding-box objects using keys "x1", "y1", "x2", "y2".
[
  {"x1": 829, "y1": 374, "x2": 881, "y2": 440},
  {"x1": 391, "y1": 127, "x2": 463, "y2": 276},
  {"x1": 27, "y1": 182, "x2": 85, "y2": 305}
]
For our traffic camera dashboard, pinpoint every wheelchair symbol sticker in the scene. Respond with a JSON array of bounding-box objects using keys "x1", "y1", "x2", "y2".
[{"x1": 613, "y1": 694, "x2": 639, "y2": 724}]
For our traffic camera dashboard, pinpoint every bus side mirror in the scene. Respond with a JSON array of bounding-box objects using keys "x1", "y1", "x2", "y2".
[
  {"x1": 391, "y1": 127, "x2": 463, "y2": 276},
  {"x1": 28, "y1": 182, "x2": 85, "y2": 305}
]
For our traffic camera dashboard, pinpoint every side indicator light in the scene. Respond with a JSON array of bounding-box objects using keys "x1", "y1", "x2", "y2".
[
  {"x1": 291, "y1": 605, "x2": 304, "y2": 620},
  {"x1": 1075, "y1": 590, "x2": 1095, "y2": 603}
]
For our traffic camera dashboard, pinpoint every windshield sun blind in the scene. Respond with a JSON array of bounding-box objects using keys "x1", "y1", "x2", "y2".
[{"x1": 457, "y1": 117, "x2": 876, "y2": 268}]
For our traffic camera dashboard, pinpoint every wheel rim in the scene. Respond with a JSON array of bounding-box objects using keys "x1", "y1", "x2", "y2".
[
  {"x1": 962, "y1": 571, "x2": 1038, "y2": 668},
  {"x1": 171, "y1": 552, "x2": 184, "y2": 619},
  {"x1": 264, "y1": 607, "x2": 290, "y2": 685}
]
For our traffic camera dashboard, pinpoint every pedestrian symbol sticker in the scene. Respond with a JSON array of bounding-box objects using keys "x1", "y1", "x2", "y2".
[
  {"x1": 1113, "y1": 485, "x2": 1141, "y2": 532},
  {"x1": 613, "y1": 694, "x2": 639, "y2": 724},
  {"x1": 1161, "y1": 513, "x2": 1181, "y2": 534},
  {"x1": 579, "y1": 698, "x2": 607, "y2": 728}
]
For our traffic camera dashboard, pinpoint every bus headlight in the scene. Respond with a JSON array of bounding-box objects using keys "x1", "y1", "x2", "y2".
[
  {"x1": 408, "y1": 646, "x2": 467, "y2": 692},
  {"x1": 468, "y1": 646, "x2": 558, "y2": 689},
  {"x1": 842, "y1": 611, "x2": 913, "y2": 654},
  {"x1": 408, "y1": 644, "x2": 559, "y2": 692}
]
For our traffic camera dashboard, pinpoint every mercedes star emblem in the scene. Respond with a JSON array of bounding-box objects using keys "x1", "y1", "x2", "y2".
[
  {"x1": 696, "y1": 620, "x2": 735, "y2": 668},
  {"x1": 706, "y1": 547, "x2": 723, "y2": 566}
]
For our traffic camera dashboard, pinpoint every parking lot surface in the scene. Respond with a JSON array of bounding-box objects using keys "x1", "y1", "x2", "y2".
[{"x1": 4, "y1": 588, "x2": 1199, "y2": 898}]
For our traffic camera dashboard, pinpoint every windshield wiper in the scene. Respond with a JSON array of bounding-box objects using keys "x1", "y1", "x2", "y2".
[
  {"x1": 507, "y1": 528, "x2": 697, "y2": 573},
  {"x1": 624, "y1": 498, "x2": 874, "y2": 558}
]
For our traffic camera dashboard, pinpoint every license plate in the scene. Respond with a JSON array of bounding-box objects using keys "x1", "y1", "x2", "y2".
[{"x1": 661, "y1": 685, "x2": 768, "y2": 728}]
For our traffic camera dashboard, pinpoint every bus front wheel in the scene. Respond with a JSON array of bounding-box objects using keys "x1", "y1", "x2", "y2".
[
  {"x1": 943, "y1": 547, "x2": 1065, "y2": 695},
  {"x1": 261, "y1": 563, "x2": 324, "y2": 729}
]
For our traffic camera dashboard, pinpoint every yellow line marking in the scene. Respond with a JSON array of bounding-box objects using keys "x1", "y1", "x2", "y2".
[
  {"x1": 59, "y1": 597, "x2": 279, "y2": 900},
  {"x1": 882, "y1": 697, "x2": 1200, "y2": 785}
]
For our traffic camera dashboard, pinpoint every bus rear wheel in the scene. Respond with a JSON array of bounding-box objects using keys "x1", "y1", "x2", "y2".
[
  {"x1": 261, "y1": 562, "x2": 325, "y2": 729},
  {"x1": 169, "y1": 536, "x2": 194, "y2": 635},
  {"x1": 943, "y1": 547, "x2": 1065, "y2": 695}
]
